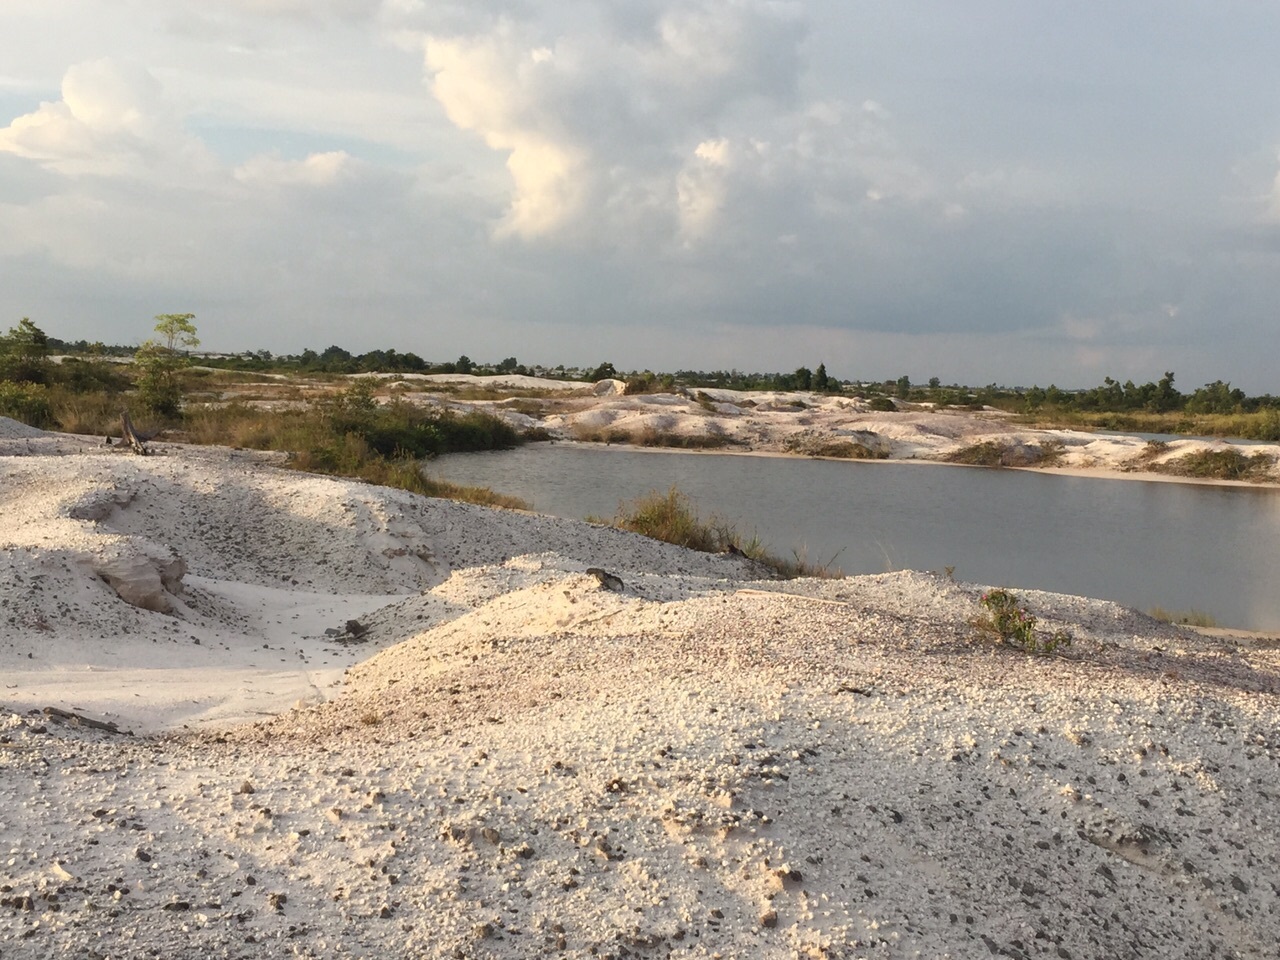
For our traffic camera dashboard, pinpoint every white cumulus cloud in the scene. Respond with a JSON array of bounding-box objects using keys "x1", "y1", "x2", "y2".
[
  {"x1": 0, "y1": 59, "x2": 210, "y2": 179},
  {"x1": 234, "y1": 150, "x2": 357, "y2": 186},
  {"x1": 416, "y1": 1, "x2": 808, "y2": 242}
]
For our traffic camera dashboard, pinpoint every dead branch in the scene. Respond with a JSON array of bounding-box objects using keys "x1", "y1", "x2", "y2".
[
  {"x1": 43, "y1": 706, "x2": 133, "y2": 735},
  {"x1": 120, "y1": 410, "x2": 149, "y2": 455}
]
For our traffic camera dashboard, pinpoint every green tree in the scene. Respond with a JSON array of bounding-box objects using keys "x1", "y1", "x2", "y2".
[
  {"x1": 0, "y1": 318, "x2": 52, "y2": 384},
  {"x1": 1151, "y1": 371, "x2": 1181, "y2": 412},
  {"x1": 793, "y1": 366, "x2": 813, "y2": 391},
  {"x1": 153, "y1": 313, "x2": 199, "y2": 354},
  {"x1": 895, "y1": 375, "x2": 911, "y2": 399},
  {"x1": 135, "y1": 313, "x2": 198, "y2": 417},
  {"x1": 814, "y1": 363, "x2": 830, "y2": 391},
  {"x1": 1188, "y1": 380, "x2": 1245, "y2": 415},
  {"x1": 589, "y1": 361, "x2": 617, "y2": 381}
]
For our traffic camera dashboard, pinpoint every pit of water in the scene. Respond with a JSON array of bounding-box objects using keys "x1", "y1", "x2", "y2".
[{"x1": 429, "y1": 444, "x2": 1280, "y2": 632}]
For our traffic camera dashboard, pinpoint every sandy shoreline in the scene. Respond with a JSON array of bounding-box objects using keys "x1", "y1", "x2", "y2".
[
  {"x1": 525, "y1": 437, "x2": 1280, "y2": 491},
  {"x1": 364, "y1": 374, "x2": 1280, "y2": 489},
  {"x1": 205, "y1": 371, "x2": 1280, "y2": 489},
  {"x1": 2, "y1": 419, "x2": 1278, "y2": 957}
]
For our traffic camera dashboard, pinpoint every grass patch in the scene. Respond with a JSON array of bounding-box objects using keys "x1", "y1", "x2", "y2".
[
  {"x1": 595, "y1": 486, "x2": 842, "y2": 579},
  {"x1": 1148, "y1": 606, "x2": 1219, "y2": 628},
  {"x1": 291, "y1": 450, "x2": 530, "y2": 510},
  {"x1": 1146, "y1": 448, "x2": 1276, "y2": 482}
]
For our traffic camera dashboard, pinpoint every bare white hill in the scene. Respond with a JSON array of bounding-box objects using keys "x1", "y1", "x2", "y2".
[{"x1": 1, "y1": 427, "x2": 1276, "y2": 958}]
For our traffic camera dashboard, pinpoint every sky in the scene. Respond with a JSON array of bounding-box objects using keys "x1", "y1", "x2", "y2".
[{"x1": 2, "y1": 1, "x2": 1280, "y2": 390}]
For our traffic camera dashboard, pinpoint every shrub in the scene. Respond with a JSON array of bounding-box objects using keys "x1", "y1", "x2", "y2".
[
  {"x1": 945, "y1": 441, "x2": 1063, "y2": 468},
  {"x1": 1148, "y1": 448, "x2": 1275, "y2": 482},
  {"x1": 0, "y1": 318, "x2": 53, "y2": 385},
  {"x1": 785, "y1": 434, "x2": 888, "y2": 459},
  {"x1": 867, "y1": 396, "x2": 897, "y2": 412},
  {"x1": 134, "y1": 314, "x2": 201, "y2": 418},
  {"x1": 0, "y1": 381, "x2": 55, "y2": 428},
  {"x1": 597, "y1": 486, "x2": 841, "y2": 579},
  {"x1": 623, "y1": 374, "x2": 657, "y2": 395},
  {"x1": 570, "y1": 422, "x2": 740, "y2": 449},
  {"x1": 601, "y1": 487, "x2": 736, "y2": 553},
  {"x1": 945, "y1": 441, "x2": 1006, "y2": 466},
  {"x1": 175, "y1": 383, "x2": 530, "y2": 507},
  {"x1": 314, "y1": 382, "x2": 522, "y2": 459},
  {"x1": 975, "y1": 588, "x2": 1071, "y2": 655},
  {"x1": 58, "y1": 358, "x2": 131, "y2": 395}
]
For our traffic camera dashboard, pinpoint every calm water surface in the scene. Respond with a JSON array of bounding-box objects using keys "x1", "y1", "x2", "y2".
[{"x1": 429, "y1": 444, "x2": 1280, "y2": 632}]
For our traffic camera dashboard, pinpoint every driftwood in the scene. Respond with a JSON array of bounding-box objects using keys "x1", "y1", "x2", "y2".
[
  {"x1": 43, "y1": 706, "x2": 132, "y2": 736},
  {"x1": 120, "y1": 410, "x2": 149, "y2": 455}
]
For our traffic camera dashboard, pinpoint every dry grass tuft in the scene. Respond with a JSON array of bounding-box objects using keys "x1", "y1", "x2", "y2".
[
  {"x1": 597, "y1": 486, "x2": 842, "y2": 579},
  {"x1": 1149, "y1": 606, "x2": 1220, "y2": 628}
]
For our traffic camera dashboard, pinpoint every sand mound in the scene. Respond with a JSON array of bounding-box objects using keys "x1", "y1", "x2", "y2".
[
  {"x1": 1, "y1": 441, "x2": 1277, "y2": 958},
  {"x1": 0, "y1": 416, "x2": 47, "y2": 439}
]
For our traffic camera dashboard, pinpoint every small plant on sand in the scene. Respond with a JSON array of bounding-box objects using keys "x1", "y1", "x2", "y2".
[{"x1": 975, "y1": 588, "x2": 1071, "y2": 655}]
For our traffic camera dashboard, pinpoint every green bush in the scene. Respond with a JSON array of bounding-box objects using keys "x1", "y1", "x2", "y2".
[
  {"x1": 975, "y1": 589, "x2": 1071, "y2": 655},
  {"x1": 0, "y1": 381, "x2": 55, "y2": 428},
  {"x1": 58, "y1": 358, "x2": 131, "y2": 394},
  {"x1": 0, "y1": 318, "x2": 53, "y2": 385}
]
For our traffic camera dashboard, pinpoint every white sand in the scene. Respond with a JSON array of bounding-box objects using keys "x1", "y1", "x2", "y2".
[
  {"x1": 1, "y1": 420, "x2": 1277, "y2": 957},
  {"x1": 528, "y1": 388, "x2": 1280, "y2": 486},
  {"x1": 206, "y1": 374, "x2": 1280, "y2": 486}
]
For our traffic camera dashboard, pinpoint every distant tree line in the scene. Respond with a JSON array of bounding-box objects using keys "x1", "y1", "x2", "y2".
[
  {"x1": 9, "y1": 319, "x2": 1280, "y2": 425},
  {"x1": 1002, "y1": 372, "x2": 1278, "y2": 416}
]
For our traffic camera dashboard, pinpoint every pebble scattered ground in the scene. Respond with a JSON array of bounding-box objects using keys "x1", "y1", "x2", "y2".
[{"x1": 1, "y1": 421, "x2": 1277, "y2": 958}]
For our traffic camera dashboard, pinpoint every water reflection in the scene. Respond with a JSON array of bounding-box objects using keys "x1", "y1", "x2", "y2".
[{"x1": 429, "y1": 445, "x2": 1280, "y2": 632}]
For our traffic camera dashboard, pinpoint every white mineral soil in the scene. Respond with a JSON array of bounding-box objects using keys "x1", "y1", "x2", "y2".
[
  {"x1": 1, "y1": 420, "x2": 1277, "y2": 958},
  {"x1": 356, "y1": 375, "x2": 1280, "y2": 486}
]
